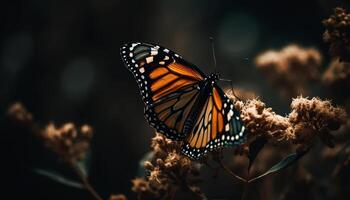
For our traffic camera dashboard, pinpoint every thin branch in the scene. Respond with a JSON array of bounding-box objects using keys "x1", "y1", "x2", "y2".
[
  {"x1": 217, "y1": 159, "x2": 246, "y2": 183},
  {"x1": 70, "y1": 161, "x2": 103, "y2": 200},
  {"x1": 183, "y1": 184, "x2": 208, "y2": 200}
]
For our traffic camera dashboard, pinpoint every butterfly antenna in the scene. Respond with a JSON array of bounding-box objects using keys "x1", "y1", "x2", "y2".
[
  {"x1": 209, "y1": 37, "x2": 218, "y2": 73},
  {"x1": 209, "y1": 37, "x2": 241, "y2": 101}
]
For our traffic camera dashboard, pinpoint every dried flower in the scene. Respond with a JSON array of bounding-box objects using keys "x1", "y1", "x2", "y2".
[
  {"x1": 131, "y1": 177, "x2": 161, "y2": 200},
  {"x1": 6, "y1": 102, "x2": 101, "y2": 200},
  {"x1": 323, "y1": 7, "x2": 350, "y2": 62},
  {"x1": 255, "y1": 44, "x2": 322, "y2": 97},
  {"x1": 7, "y1": 102, "x2": 33, "y2": 123},
  {"x1": 289, "y1": 97, "x2": 347, "y2": 149},
  {"x1": 131, "y1": 133, "x2": 205, "y2": 199},
  {"x1": 42, "y1": 123, "x2": 93, "y2": 163},
  {"x1": 234, "y1": 99, "x2": 293, "y2": 143},
  {"x1": 323, "y1": 59, "x2": 350, "y2": 85},
  {"x1": 322, "y1": 60, "x2": 350, "y2": 103},
  {"x1": 230, "y1": 93, "x2": 347, "y2": 150},
  {"x1": 7, "y1": 103, "x2": 94, "y2": 163}
]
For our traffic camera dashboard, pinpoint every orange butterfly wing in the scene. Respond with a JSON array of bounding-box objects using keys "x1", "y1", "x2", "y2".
[
  {"x1": 121, "y1": 43, "x2": 205, "y2": 140},
  {"x1": 182, "y1": 86, "x2": 245, "y2": 159},
  {"x1": 121, "y1": 43, "x2": 246, "y2": 158}
]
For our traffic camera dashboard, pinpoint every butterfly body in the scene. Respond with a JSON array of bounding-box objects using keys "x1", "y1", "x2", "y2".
[
  {"x1": 121, "y1": 42, "x2": 246, "y2": 159},
  {"x1": 181, "y1": 73, "x2": 219, "y2": 133}
]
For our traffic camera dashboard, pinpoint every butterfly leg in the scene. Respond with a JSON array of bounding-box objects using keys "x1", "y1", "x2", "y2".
[{"x1": 219, "y1": 78, "x2": 242, "y2": 101}]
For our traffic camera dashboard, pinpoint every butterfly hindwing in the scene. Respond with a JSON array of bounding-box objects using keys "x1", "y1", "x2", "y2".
[
  {"x1": 144, "y1": 84, "x2": 201, "y2": 139},
  {"x1": 181, "y1": 85, "x2": 246, "y2": 160},
  {"x1": 120, "y1": 43, "x2": 205, "y2": 140}
]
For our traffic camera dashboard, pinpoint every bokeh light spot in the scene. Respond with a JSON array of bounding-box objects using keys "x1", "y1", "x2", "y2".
[
  {"x1": 218, "y1": 13, "x2": 260, "y2": 57},
  {"x1": 60, "y1": 58, "x2": 95, "y2": 100}
]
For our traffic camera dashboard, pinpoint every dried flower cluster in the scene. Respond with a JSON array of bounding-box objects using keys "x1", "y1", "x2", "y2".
[
  {"x1": 132, "y1": 133, "x2": 205, "y2": 200},
  {"x1": 235, "y1": 99, "x2": 293, "y2": 143},
  {"x1": 7, "y1": 102, "x2": 93, "y2": 164},
  {"x1": 7, "y1": 103, "x2": 103, "y2": 200},
  {"x1": 7, "y1": 102, "x2": 33, "y2": 123},
  {"x1": 289, "y1": 97, "x2": 347, "y2": 148},
  {"x1": 255, "y1": 45, "x2": 322, "y2": 97},
  {"x1": 233, "y1": 95, "x2": 347, "y2": 150},
  {"x1": 322, "y1": 59, "x2": 350, "y2": 106},
  {"x1": 323, "y1": 59, "x2": 350, "y2": 85},
  {"x1": 42, "y1": 123, "x2": 93, "y2": 163},
  {"x1": 323, "y1": 7, "x2": 350, "y2": 62}
]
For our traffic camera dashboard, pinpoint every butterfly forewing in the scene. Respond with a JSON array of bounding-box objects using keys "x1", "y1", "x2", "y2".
[{"x1": 120, "y1": 43, "x2": 205, "y2": 140}]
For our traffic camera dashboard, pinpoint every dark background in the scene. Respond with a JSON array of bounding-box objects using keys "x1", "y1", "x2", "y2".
[{"x1": 0, "y1": 0, "x2": 349, "y2": 199}]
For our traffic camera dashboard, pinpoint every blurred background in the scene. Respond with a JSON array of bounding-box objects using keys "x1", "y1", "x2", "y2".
[{"x1": 0, "y1": 0, "x2": 349, "y2": 199}]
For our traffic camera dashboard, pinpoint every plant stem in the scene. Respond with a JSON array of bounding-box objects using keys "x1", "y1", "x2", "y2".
[
  {"x1": 241, "y1": 181, "x2": 249, "y2": 200},
  {"x1": 183, "y1": 184, "x2": 207, "y2": 200},
  {"x1": 218, "y1": 160, "x2": 246, "y2": 183},
  {"x1": 241, "y1": 164, "x2": 251, "y2": 200},
  {"x1": 70, "y1": 161, "x2": 103, "y2": 200}
]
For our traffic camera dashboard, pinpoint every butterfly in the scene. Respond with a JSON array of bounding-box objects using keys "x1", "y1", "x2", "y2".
[{"x1": 120, "y1": 42, "x2": 246, "y2": 160}]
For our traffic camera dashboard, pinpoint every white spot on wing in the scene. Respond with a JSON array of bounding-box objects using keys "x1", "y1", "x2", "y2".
[
  {"x1": 225, "y1": 124, "x2": 230, "y2": 131},
  {"x1": 146, "y1": 57, "x2": 153, "y2": 63},
  {"x1": 151, "y1": 50, "x2": 158, "y2": 56},
  {"x1": 239, "y1": 126, "x2": 245, "y2": 136},
  {"x1": 229, "y1": 110, "x2": 234, "y2": 116}
]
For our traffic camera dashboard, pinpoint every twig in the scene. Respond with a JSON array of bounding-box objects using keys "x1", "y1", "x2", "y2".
[
  {"x1": 218, "y1": 159, "x2": 246, "y2": 183},
  {"x1": 183, "y1": 184, "x2": 208, "y2": 200},
  {"x1": 70, "y1": 161, "x2": 103, "y2": 200}
]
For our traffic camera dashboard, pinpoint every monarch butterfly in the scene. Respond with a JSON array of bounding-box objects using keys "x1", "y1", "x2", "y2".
[{"x1": 120, "y1": 42, "x2": 246, "y2": 159}]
